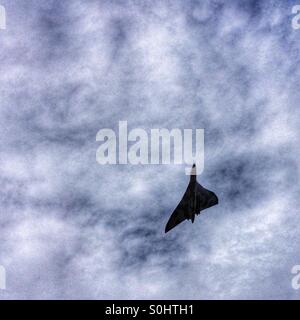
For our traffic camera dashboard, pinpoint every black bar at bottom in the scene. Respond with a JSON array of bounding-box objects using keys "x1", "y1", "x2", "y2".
[{"x1": 0, "y1": 300, "x2": 297, "y2": 318}]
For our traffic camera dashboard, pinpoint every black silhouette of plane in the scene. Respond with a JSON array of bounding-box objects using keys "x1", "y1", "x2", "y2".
[{"x1": 165, "y1": 164, "x2": 218, "y2": 233}]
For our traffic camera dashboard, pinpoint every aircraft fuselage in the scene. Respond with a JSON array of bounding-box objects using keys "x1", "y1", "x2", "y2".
[{"x1": 185, "y1": 179, "x2": 200, "y2": 223}]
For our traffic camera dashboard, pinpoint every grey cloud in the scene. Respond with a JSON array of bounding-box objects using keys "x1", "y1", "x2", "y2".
[{"x1": 0, "y1": 0, "x2": 299, "y2": 299}]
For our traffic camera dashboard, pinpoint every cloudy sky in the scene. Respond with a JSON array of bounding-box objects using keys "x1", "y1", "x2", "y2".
[{"x1": 0, "y1": 0, "x2": 300, "y2": 299}]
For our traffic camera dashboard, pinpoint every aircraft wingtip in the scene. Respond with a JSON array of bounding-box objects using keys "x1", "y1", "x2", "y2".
[{"x1": 165, "y1": 224, "x2": 171, "y2": 233}]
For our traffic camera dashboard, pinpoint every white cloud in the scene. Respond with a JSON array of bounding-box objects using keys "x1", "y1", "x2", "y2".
[{"x1": 0, "y1": 0, "x2": 299, "y2": 299}]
